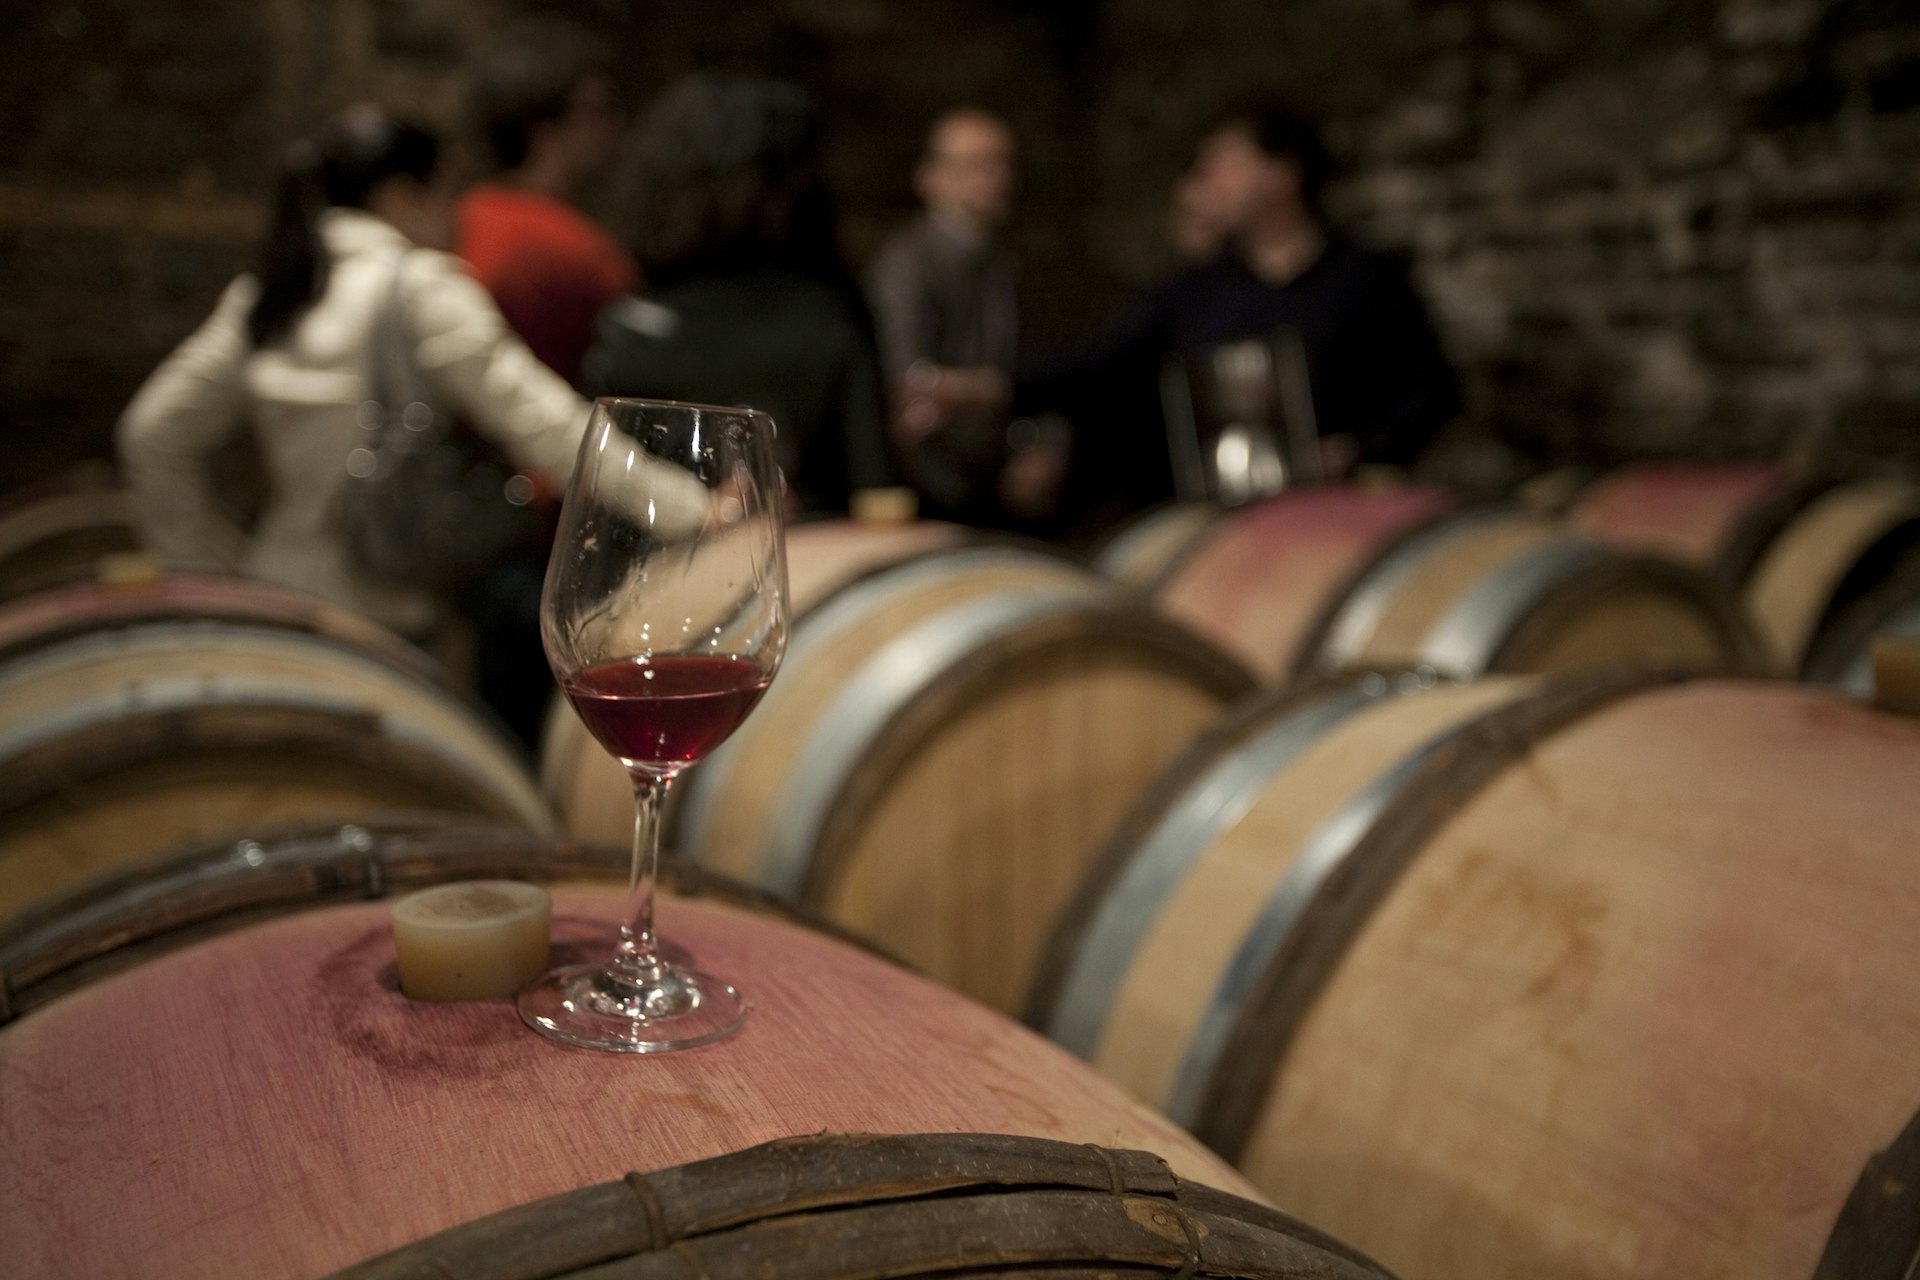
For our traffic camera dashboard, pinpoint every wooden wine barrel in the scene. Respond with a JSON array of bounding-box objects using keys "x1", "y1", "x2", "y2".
[
  {"x1": 1296, "y1": 508, "x2": 1763, "y2": 678},
  {"x1": 1152, "y1": 485, "x2": 1456, "y2": 681},
  {"x1": 1512, "y1": 464, "x2": 1597, "y2": 515},
  {"x1": 663, "y1": 546, "x2": 1254, "y2": 1014},
  {"x1": 1562, "y1": 458, "x2": 1795, "y2": 581},
  {"x1": 538, "y1": 517, "x2": 973, "y2": 831},
  {"x1": 0, "y1": 576, "x2": 552, "y2": 916},
  {"x1": 0, "y1": 837, "x2": 1273, "y2": 1280},
  {"x1": 783, "y1": 515, "x2": 974, "y2": 613},
  {"x1": 1812, "y1": 1104, "x2": 1920, "y2": 1280},
  {"x1": 1802, "y1": 566, "x2": 1920, "y2": 702},
  {"x1": 1090, "y1": 501, "x2": 1223, "y2": 589},
  {"x1": 1741, "y1": 476, "x2": 1920, "y2": 673},
  {"x1": 1029, "y1": 672, "x2": 1920, "y2": 1280},
  {"x1": 324, "y1": 1132, "x2": 1391, "y2": 1280},
  {"x1": 0, "y1": 483, "x2": 140, "y2": 600},
  {"x1": 1, "y1": 817, "x2": 791, "y2": 1016}
]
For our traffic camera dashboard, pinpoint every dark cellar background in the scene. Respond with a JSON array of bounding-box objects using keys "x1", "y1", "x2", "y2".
[{"x1": 4, "y1": 0, "x2": 1920, "y2": 495}]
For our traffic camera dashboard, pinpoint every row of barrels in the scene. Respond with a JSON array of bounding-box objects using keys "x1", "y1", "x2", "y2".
[
  {"x1": 532, "y1": 511, "x2": 1920, "y2": 1279},
  {"x1": 1102, "y1": 460, "x2": 1920, "y2": 689},
  {"x1": 0, "y1": 550, "x2": 1374, "y2": 1272},
  {"x1": 5, "y1": 473, "x2": 1920, "y2": 1278}
]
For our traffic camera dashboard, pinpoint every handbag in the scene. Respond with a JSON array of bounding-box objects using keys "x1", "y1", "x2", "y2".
[{"x1": 339, "y1": 252, "x2": 543, "y2": 593}]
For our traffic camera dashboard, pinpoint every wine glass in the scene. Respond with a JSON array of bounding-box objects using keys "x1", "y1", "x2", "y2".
[{"x1": 520, "y1": 397, "x2": 788, "y2": 1053}]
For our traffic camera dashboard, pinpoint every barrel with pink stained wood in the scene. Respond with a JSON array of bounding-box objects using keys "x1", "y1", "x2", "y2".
[
  {"x1": 1150, "y1": 486, "x2": 1760, "y2": 683},
  {"x1": 1563, "y1": 458, "x2": 1794, "y2": 579},
  {"x1": 1563, "y1": 463, "x2": 1920, "y2": 674},
  {"x1": 1149, "y1": 484, "x2": 1455, "y2": 682},
  {"x1": 0, "y1": 826, "x2": 1281, "y2": 1280}
]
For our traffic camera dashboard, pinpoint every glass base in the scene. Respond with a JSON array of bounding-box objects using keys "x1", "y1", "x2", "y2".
[{"x1": 517, "y1": 960, "x2": 746, "y2": 1053}]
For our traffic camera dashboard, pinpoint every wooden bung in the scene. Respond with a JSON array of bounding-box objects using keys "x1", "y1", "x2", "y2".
[
  {"x1": 1029, "y1": 672, "x2": 1920, "y2": 1280},
  {"x1": 1, "y1": 863, "x2": 1264, "y2": 1279},
  {"x1": 389, "y1": 880, "x2": 552, "y2": 1002}
]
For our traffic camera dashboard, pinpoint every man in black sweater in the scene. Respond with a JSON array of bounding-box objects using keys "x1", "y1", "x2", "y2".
[{"x1": 908, "y1": 100, "x2": 1461, "y2": 525}]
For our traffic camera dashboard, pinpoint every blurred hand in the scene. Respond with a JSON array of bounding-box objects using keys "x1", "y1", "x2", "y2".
[
  {"x1": 1318, "y1": 432, "x2": 1359, "y2": 481},
  {"x1": 999, "y1": 417, "x2": 1071, "y2": 520},
  {"x1": 892, "y1": 362, "x2": 1012, "y2": 447}
]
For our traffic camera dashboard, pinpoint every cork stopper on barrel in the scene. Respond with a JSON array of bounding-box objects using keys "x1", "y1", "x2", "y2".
[
  {"x1": 390, "y1": 881, "x2": 552, "y2": 1002},
  {"x1": 850, "y1": 486, "x2": 919, "y2": 524}
]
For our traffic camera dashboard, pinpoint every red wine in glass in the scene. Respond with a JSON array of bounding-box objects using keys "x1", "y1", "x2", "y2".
[{"x1": 563, "y1": 654, "x2": 772, "y2": 767}]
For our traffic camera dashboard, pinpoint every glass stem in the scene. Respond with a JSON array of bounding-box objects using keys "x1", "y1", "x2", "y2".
[{"x1": 611, "y1": 769, "x2": 673, "y2": 986}]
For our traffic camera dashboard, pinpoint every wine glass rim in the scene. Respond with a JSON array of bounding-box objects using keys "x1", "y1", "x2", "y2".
[{"x1": 592, "y1": 395, "x2": 775, "y2": 422}]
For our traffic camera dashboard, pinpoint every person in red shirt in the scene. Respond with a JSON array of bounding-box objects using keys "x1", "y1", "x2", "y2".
[{"x1": 457, "y1": 21, "x2": 634, "y2": 386}]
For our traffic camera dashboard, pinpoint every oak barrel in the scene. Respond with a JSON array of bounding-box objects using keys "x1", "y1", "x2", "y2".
[
  {"x1": 782, "y1": 515, "x2": 974, "y2": 613},
  {"x1": 1740, "y1": 476, "x2": 1920, "y2": 672},
  {"x1": 0, "y1": 482, "x2": 140, "y2": 600},
  {"x1": 1029, "y1": 672, "x2": 1920, "y2": 1279},
  {"x1": 325, "y1": 1132, "x2": 1392, "y2": 1280},
  {"x1": 658, "y1": 545, "x2": 1254, "y2": 1014},
  {"x1": 0, "y1": 575, "x2": 552, "y2": 916},
  {"x1": 1562, "y1": 458, "x2": 1794, "y2": 581},
  {"x1": 1801, "y1": 564, "x2": 1920, "y2": 702},
  {"x1": 1090, "y1": 501, "x2": 1224, "y2": 589},
  {"x1": 0, "y1": 835, "x2": 1268, "y2": 1280},
  {"x1": 1150, "y1": 485, "x2": 1456, "y2": 681},
  {"x1": 1297, "y1": 508, "x2": 1763, "y2": 678}
]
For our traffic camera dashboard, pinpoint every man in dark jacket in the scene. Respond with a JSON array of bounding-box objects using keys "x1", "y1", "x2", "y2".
[
  {"x1": 914, "y1": 101, "x2": 1462, "y2": 523},
  {"x1": 866, "y1": 109, "x2": 1027, "y2": 522}
]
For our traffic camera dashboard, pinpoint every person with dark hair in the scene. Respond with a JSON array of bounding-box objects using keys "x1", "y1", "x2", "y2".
[
  {"x1": 116, "y1": 105, "x2": 599, "y2": 651},
  {"x1": 914, "y1": 99, "x2": 1461, "y2": 522},
  {"x1": 457, "y1": 19, "x2": 633, "y2": 385},
  {"x1": 583, "y1": 73, "x2": 894, "y2": 515},
  {"x1": 866, "y1": 108, "x2": 1026, "y2": 523}
]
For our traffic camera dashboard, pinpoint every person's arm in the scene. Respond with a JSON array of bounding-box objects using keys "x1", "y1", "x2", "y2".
[
  {"x1": 399, "y1": 252, "x2": 592, "y2": 482},
  {"x1": 402, "y1": 255, "x2": 711, "y2": 533},
  {"x1": 1009, "y1": 277, "x2": 1180, "y2": 419},
  {"x1": 1349, "y1": 265, "x2": 1462, "y2": 469},
  {"x1": 115, "y1": 278, "x2": 256, "y2": 572},
  {"x1": 865, "y1": 235, "x2": 937, "y2": 384}
]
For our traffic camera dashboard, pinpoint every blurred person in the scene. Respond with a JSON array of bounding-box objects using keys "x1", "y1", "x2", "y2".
[
  {"x1": 1168, "y1": 157, "x2": 1234, "y2": 265},
  {"x1": 116, "y1": 105, "x2": 600, "y2": 738},
  {"x1": 458, "y1": 19, "x2": 635, "y2": 386},
  {"x1": 453, "y1": 24, "x2": 636, "y2": 745},
  {"x1": 868, "y1": 108, "x2": 1055, "y2": 524},
  {"x1": 922, "y1": 99, "x2": 1462, "y2": 522},
  {"x1": 584, "y1": 73, "x2": 893, "y2": 515}
]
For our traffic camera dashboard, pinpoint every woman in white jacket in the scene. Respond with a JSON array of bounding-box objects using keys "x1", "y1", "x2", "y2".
[{"x1": 116, "y1": 106, "x2": 595, "y2": 642}]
